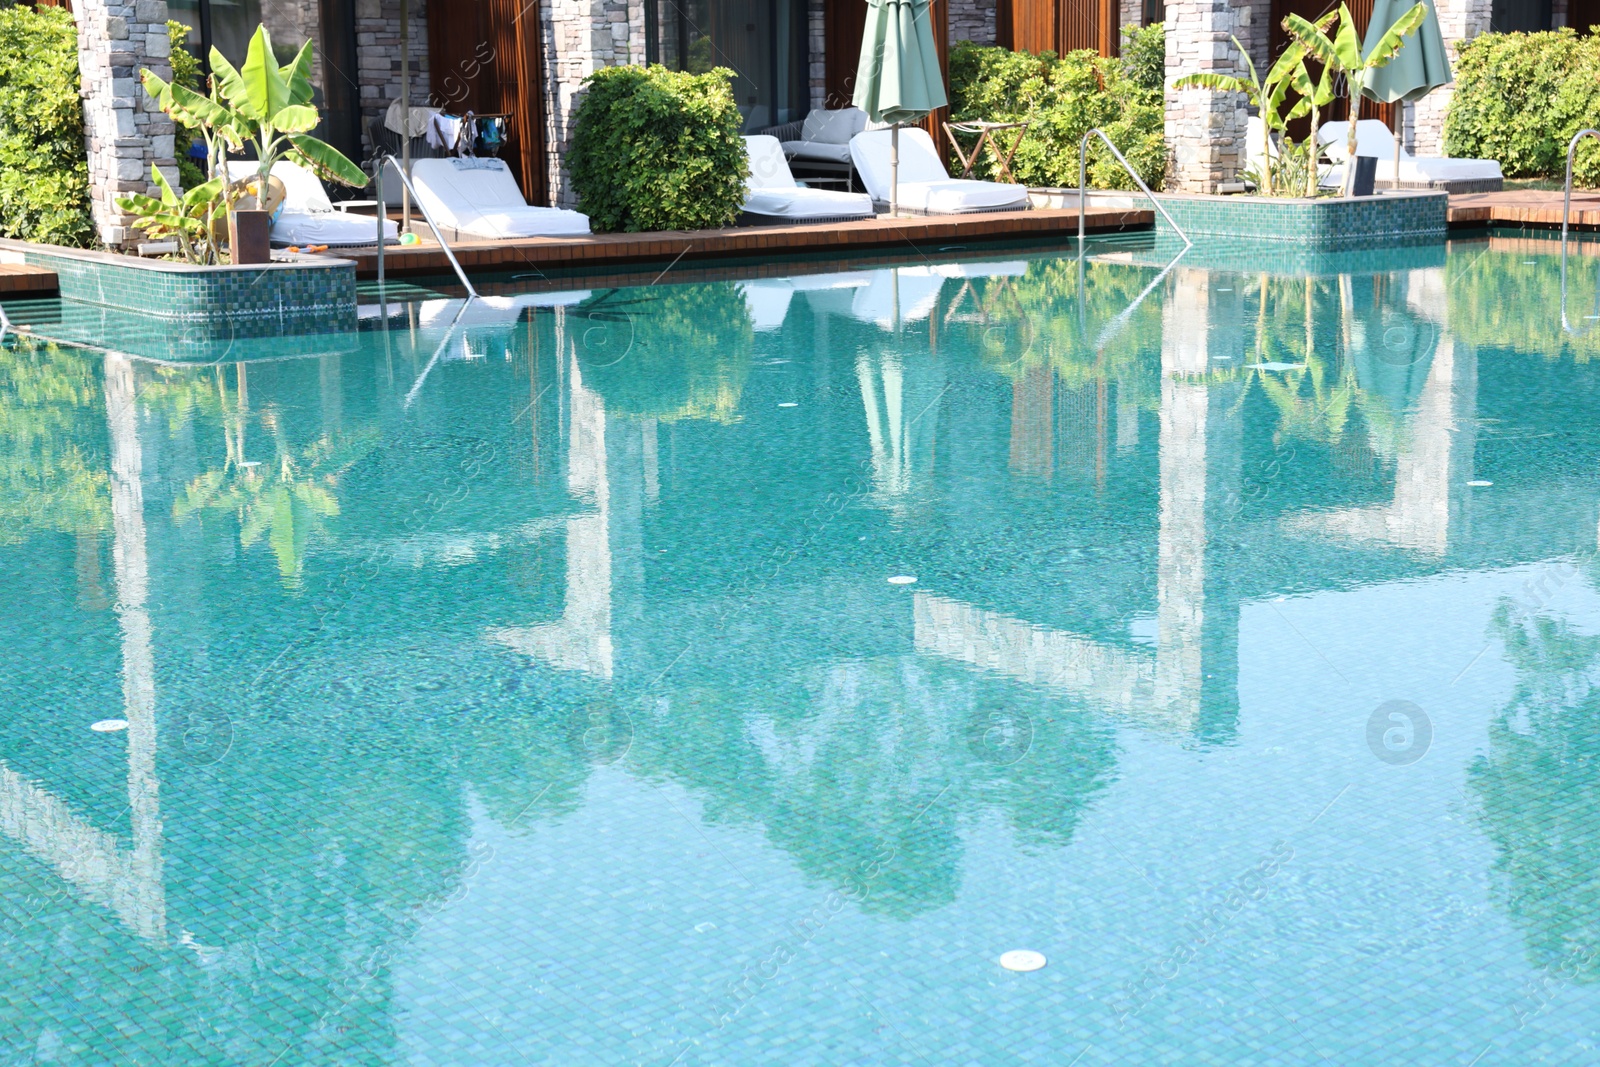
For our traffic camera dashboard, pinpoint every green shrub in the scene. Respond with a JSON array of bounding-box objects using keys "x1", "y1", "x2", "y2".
[
  {"x1": 0, "y1": 5, "x2": 94, "y2": 246},
  {"x1": 1121, "y1": 21, "x2": 1167, "y2": 93},
  {"x1": 568, "y1": 64, "x2": 748, "y2": 232},
  {"x1": 948, "y1": 30, "x2": 1168, "y2": 191},
  {"x1": 167, "y1": 20, "x2": 207, "y2": 190},
  {"x1": 1445, "y1": 28, "x2": 1600, "y2": 186}
]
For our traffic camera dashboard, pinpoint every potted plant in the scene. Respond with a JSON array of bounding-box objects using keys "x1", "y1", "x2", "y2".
[{"x1": 138, "y1": 25, "x2": 366, "y2": 264}]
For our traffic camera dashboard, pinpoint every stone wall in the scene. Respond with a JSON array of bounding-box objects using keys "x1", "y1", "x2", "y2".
[
  {"x1": 541, "y1": 0, "x2": 641, "y2": 207},
  {"x1": 76, "y1": 0, "x2": 178, "y2": 248},
  {"x1": 354, "y1": 0, "x2": 430, "y2": 155},
  {"x1": 949, "y1": 0, "x2": 998, "y2": 45},
  {"x1": 1164, "y1": 0, "x2": 1246, "y2": 192},
  {"x1": 810, "y1": 0, "x2": 828, "y2": 111}
]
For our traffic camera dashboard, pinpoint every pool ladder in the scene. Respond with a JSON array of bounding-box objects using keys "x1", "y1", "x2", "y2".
[
  {"x1": 372, "y1": 152, "x2": 480, "y2": 301},
  {"x1": 1077, "y1": 128, "x2": 1191, "y2": 248},
  {"x1": 1561, "y1": 130, "x2": 1600, "y2": 334}
]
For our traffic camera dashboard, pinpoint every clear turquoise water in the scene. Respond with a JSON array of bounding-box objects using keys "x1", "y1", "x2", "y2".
[{"x1": 3, "y1": 233, "x2": 1600, "y2": 1064}]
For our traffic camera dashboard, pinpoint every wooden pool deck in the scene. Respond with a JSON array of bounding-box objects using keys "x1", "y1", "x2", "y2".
[
  {"x1": 340, "y1": 205, "x2": 1151, "y2": 281},
  {"x1": 1447, "y1": 188, "x2": 1600, "y2": 229},
  {"x1": 8, "y1": 189, "x2": 1600, "y2": 302}
]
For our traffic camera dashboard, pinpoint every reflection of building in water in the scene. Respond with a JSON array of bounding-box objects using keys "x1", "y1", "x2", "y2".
[
  {"x1": 0, "y1": 353, "x2": 166, "y2": 943},
  {"x1": 490, "y1": 310, "x2": 648, "y2": 680},
  {"x1": 1285, "y1": 270, "x2": 1477, "y2": 555},
  {"x1": 914, "y1": 268, "x2": 1244, "y2": 735}
]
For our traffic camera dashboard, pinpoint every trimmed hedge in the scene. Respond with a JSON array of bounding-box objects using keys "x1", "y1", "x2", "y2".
[
  {"x1": 0, "y1": 5, "x2": 94, "y2": 247},
  {"x1": 947, "y1": 23, "x2": 1167, "y2": 191},
  {"x1": 569, "y1": 64, "x2": 748, "y2": 233},
  {"x1": 1444, "y1": 28, "x2": 1600, "y2": 186}
]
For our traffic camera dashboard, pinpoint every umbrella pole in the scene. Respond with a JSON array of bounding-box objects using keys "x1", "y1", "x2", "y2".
[
  {"x1": 401, "y1": 0, "x2": 411, "y2": 235},
  {"x1": 890, "y1": 124, "x2": 899, "y2": 219},
  {"x1": 1394, "y1": 113, "x2": 1402, "y2": 188}
]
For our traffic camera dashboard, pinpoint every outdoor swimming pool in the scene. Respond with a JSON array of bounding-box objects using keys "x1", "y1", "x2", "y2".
[{"x1": 3, "y1": 232, "x2": 1600, "y2": 1064}]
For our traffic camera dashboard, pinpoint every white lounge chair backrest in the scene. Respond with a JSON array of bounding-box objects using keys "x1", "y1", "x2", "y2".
[
  {"x1": 848, "y1": 127, "x2": 952, "y2": 202},
  {"x1": 1318, "y1": 120, "x2": 1402, "y2": 161},
  {"x1": 224, "y1": 160, "x2": 334, "y2": 213},
  {"x1": 411, "y1": 157, "x2": 528, "y2": 228},
  {"x1": 800, "y1": 107, "x2": 869, "y2": 146},
  {"x1": 744, "y1": 135, "x2": 798, "y2": 190}
]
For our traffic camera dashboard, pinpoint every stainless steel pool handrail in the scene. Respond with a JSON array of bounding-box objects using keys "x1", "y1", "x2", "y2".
[
  {"x1": 1563, "y1": 129, "x2": 1600, "y2": 244},
  {"x1": 1562, "y1": 131, "x2": 1600, "y2": 334},
  {"x1": 373, "y1": 152, "x2": 479, "y2": 300},
  {"x1": 1078, "y1": 129, "x2": 1190, "y2": 248}
]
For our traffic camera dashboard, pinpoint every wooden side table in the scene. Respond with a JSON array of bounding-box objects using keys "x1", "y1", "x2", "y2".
[{"x1": 943, "y1": 121, "x2": 1029, "y2": 184}]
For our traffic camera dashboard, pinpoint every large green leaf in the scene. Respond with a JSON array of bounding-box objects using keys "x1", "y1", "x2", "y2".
[
  {"x1": 235, "y1": 25, "x2": 292, "y2": 122},
  {"x1": 281, "y1": 40, "x2": 316, "y2": 106},
  {"x1": 181, "y1": 176, "x2": 225, "y2": 210},
  {"x1": 1172, "y1": 72, "x2": 1252, "y2": 96},
  {"x1": 208, "y1": 47, "x2": 248, "y2": 113},
  {"x1": 1331, "y1": 4, "x2": 1364, "y2": 70},
  {"x1": 1363, "y1": 2, "x2": 1427, "y2": 69},
  {"x1": 272, "y1": 104, "x2": 320, "y2": 134},
  {"x1": 1283, "y1": 13, "x2": 1338, "y2": 70},
  {"x1": 287, "y1": 134, "x2": 368, "y2": 187}
]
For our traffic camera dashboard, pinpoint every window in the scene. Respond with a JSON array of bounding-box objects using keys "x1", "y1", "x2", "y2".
[
  {"x1": 645, "y1": 0, "x2": 811, "y2": 131},
  {"x1": 166, "y1": 0, "x2": 362, "y2": 162},
  {"x1": 1489, "y1": 0, "x2": 1553, "y2": 31}
]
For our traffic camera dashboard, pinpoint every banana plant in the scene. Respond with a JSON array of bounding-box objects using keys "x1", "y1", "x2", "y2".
[
  {"x1": 1284, "y1": 2, "x2": 1427, "y2": 197},
  {"x1": 115, "y1": 165, "x2": 225, "y2": 264},
  {"x1": 209, "y1": 25, "x2": 368, "y2": 200},
  {"x1": 1174, "y1": 36, "x2": 1313, "y2": 196}
]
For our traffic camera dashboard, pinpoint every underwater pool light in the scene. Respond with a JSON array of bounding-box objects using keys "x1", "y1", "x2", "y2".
[{"x1": 999, "y1": 950, "x2": 1047, "y2": 972}]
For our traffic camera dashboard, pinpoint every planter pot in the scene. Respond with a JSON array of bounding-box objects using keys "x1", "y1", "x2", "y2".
[
  {"x1": 1351, "y1": 156, "x2": 1379, "y2": 198},
  {"x1": 228, "y1": 209, "x2": 271, "y2": 265}
]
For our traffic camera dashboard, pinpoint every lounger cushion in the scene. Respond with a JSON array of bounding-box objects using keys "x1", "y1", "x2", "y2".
[
  {"x1": 801, "y1": 107, "x2": 868, "y2": 144},
  {"x1": 411, "y1": 157, "x2": 591, "y2": 239},
  {"x1": 1319, "y1": 119, "x2": 1503, "y2": 181},
  {"x1": 225, "y1": 160, "x2": 398, "y2": 246},
  {"x1": 782, "y1": 140, "x2": 854, "y2": 163},
  {"x1": 849, "y1": 127, "x2": 1028, "y2": 213},
  {"x1": 742, "y1": 135, "x2": 874, "y2": 219}
]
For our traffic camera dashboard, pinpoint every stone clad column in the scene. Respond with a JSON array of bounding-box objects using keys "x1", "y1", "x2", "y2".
[
  {"x1": 1164, "y1": 0, "x2": 1247, "y2": 193},
  {"x1": 76, "y1": 0, "x2": 177, "y2": 248},
  {"x1": 542, "y1": 0, "x2": 641, "y2": 208}
]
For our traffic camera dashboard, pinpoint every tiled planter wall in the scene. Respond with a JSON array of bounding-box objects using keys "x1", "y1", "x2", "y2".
[
  {"x1": 1154, "y1": 192, "x2": 1449, "y2": 246},
  {"x1": 3, "y1": 241, "x2": 357, "y2": 334}
]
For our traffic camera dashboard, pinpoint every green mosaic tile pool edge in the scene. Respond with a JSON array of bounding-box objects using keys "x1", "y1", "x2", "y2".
[
  {"x1": 1153, "y1": 192, "x2": 1449, "y2": 246},
  {"x1": 14, "y1": 246, "x2": 356, "y2": 324}
]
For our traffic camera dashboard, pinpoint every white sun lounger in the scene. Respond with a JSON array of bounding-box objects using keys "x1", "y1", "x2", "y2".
[
  {"x1": 410, "y1": 157, "x2": 591, "y2": 240},
  {"x1": 1318, "y1": 120, "x2": 1503, "y2": 191},
  {"x1": 848, "y1": 127, "x2": 1029, "y2": 215},
  {"x1": 741, "y1": 135, "x2": 876, "y2": 224},
  {"x1": 225, "y1": 160, "x2": 399, "y2": 247}
]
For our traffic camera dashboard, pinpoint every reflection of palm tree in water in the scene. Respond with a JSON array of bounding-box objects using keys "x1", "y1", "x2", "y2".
[
  {"x1": 173, "y1": 368, "x2": 375, "y2": 585},
  {"x1": 1472, "y1": 598, "x2": 1600, "y2": 984}
]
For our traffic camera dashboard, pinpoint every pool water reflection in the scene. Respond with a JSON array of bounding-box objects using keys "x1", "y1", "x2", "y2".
[{"x1": 3, "y1": 234, "x2": 1600, "y2": 1064}]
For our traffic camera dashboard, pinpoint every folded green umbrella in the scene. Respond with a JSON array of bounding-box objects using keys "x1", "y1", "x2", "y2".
[
  {"x1": 1362, "y1": 0, "x2": 1452, "y2": 184},
  {"x1": 852, "y1": 0, "x2": 948, "y2": 216}
]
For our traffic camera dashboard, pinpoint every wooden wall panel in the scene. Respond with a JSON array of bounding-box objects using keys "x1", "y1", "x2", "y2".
[
  {"x1": 428, "y1": 0, "x2": 547, "y2": 204},
  {"x1": 1571, "y1": 0, "x2": 1600, "y2": 32},
  {"x1": 824, "y1": 0, "x2": 950, "y2": 140},
  {"x1": 1008, "y1": 0, "x2": 1118, "y2": 56}
]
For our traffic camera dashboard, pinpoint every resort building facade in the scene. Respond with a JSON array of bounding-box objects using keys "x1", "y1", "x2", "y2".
[{"x1": 57, "y1": 0, "x2": 1600, "y2": 245}]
